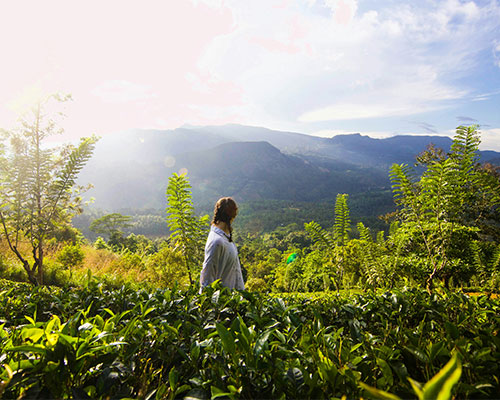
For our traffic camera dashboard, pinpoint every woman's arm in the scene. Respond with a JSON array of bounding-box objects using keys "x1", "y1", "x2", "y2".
[{"x1": 199, "y1": 239, "x2": 221, "y2": 289}]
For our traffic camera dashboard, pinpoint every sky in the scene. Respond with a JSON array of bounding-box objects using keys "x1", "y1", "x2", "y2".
[{"x1": 1, "y1": 0, "x2": 500, "y2": 150}]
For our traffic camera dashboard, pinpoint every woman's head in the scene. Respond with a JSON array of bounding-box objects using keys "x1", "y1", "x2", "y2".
[
  {"x1": 212, "y1": 197, "x2": 238, "y2": 240},
  {"x1": 212, "y1": 197, "x2": 238, "y2": 224}
]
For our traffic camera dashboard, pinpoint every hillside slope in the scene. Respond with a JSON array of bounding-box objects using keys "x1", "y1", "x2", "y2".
[{"x1": 78, "y1": 124, "x2": 500, "y2": 210}]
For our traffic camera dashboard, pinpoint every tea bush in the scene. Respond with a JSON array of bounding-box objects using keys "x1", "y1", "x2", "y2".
[{"x1": 0, "y1": 279, "x2": 498, "y2": 399}]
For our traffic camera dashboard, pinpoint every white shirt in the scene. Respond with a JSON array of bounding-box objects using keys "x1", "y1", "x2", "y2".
[{"x1": 199, "y1": 225, "x2": 245, "y2": 290}]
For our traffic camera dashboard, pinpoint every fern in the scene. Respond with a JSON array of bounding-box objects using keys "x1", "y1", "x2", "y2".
[
  {"x1": 389, "y1": 163, "x2": 419, "y2": 219},
  {"x1": 305, "y1": 221, "x2": 335, "y2": 249},
  {"x1": 166, "y1": 173, "x2": 209, "y2": 285},
  {"x1": 491, "y1": 244, "x2": 500, "y2": 272},
  {"x1": 357, "y1": 222, "x2": 372, "y2": 242},
  {"x1": 334, "y1": 193, "x2": 350, "y2": 246}
]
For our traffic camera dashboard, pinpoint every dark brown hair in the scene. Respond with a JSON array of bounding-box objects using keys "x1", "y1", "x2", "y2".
[{"x1": 212, "y1": 197, "x2": 238, "y2": 241}]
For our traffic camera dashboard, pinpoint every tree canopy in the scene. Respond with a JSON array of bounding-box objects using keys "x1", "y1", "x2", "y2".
[{"x1": 0, "y1": 94, "x2": 98, "y2": 285}]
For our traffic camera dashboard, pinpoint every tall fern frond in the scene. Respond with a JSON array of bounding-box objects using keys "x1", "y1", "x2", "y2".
[
  {"x1": 376, "y1": 230, "x2": 385, "y2": 246},
  {"x1": 357, "y1": 222, "x2": 372, "y2": 242},
  {"x1": 450, "y1": 125, "x2": 481, "y2": 172},
  {"x1": 389, "y1": 164, "x2": 419, "y2": 218},
  {"x1": 47, "y1": 136, "x2": 98, "y2": 207},
  {"x1": 334, "y1": 193, "x2": 350, "y2": 246},
  {"x1": 305, "y1": 221, "x2": 335, "y2": 249},
  {"x1": 490, "y1": 243, "x2": 500, "y2": 272},
  {"x1": 469, "y1": 241, "x2": 486, "y2": 282}
]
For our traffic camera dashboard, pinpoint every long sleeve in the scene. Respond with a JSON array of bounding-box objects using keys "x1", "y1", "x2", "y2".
[{"x1": 200, "y1": 236, "x2": 221, "y2": 288}]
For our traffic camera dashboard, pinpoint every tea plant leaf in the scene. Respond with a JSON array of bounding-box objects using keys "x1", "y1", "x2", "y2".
[
  {"x1": 216, "y1": 322, "x2": 235, "y2": 355},
  {"x1": 174, "y1": 384, "x2": 192, "y2": 397},
  {"x1": 359, "y1": 382, "x2": 401, "y2": 400},
  {"x1": 5, "y1": 345, "x2": 47, "y2": 355},
  {"x1": 184, "y1": 388, "x2": 208, "y2": 400},
  {"x1": 169, "y1": 367, "x2": 178, "y2": 391},
  {"x1": 421, "y1": 352, "x2": 462, "y2": 400},
  {"x1": 408, "y1": 378, "x2": 423, "y2": 398},
  {"x1": 254, "y1": 329, "x2": 273, "y2": 357},
  {"x1": 211, "y1": 386, "x2": 232, "y2": 399},
  {"x1": 21, "y1": 327, "x2": 44, "y2": 343},
  {"x1": 377, "y1": 358, "x2": 394, "y2": 386}
]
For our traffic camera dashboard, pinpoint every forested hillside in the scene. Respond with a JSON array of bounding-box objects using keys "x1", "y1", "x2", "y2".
[{"x1": 77, "y1": 124, "x2": 500, "y2": 210}]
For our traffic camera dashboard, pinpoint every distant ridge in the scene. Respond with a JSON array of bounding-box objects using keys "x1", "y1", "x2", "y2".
[{"x1": 78, "y1": 124, "x2": 500, "y2": 210}]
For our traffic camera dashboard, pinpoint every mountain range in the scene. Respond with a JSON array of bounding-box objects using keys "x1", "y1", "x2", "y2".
[{"x1": 78, "y1": 124, "x2": 500, "y2": 211}]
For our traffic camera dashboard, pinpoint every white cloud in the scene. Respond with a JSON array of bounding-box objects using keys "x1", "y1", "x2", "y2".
[
  {"x1": 480, "y1": 128, "x2": 500, "y2": 151},
  {"x1": 91, "y1": 81, "x2": 156, "y2": 103},
  {"x1": 300, "y1": 103, "x2": 423, "y2": 122},
  {"x1": 494, "y1": 41, "x2": 500, "y2": 68},
  {"x1": 199, "y1": 0, "x2": 500, "y2": 124}
]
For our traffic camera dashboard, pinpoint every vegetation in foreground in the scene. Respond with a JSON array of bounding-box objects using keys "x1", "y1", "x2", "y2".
[
  {"x1": 0, "y1": 97, "x2": 499, "y2": 399},
  {"x1": 0, "y1": 279, "x2": 498, "y2": 399}
]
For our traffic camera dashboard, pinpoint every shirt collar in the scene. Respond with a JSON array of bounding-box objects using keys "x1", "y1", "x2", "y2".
[{"x1": 212, "y1": 225, "x2": 231, "y2": 240}]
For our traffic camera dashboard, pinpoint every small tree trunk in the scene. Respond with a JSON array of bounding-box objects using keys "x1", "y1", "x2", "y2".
[
  {"x1": 23, "y1": 260, "x2": 38, "y2": 285},
  {"x1": 38, "y1": 239, "x2": 44, "y2": 285}
]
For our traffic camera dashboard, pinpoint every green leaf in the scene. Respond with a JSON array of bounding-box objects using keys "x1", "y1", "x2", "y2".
[
  {"x1": 376, "y1": 358, "x2": 394, "y2": 386},
  {"x1": 169, "y1": 367, "x2": 178, "y2": 391},
  {"x1": 216, "y1": 322, "x2": 235, "y2": 355},
  {"x1": 408, "y1": 378, "x2": 423, "y2": 398},
  {"x1": 21, "y1": 327, "x2": 44, "y2": 343},
  {"x1": 174, "y1": 384, "x2": 192, "y2": 397},
  {"x1": 211, "y1": 386, "x2": 232, "y2": 399},
  {"x1": 5, "y1": 345, "x2": 47, "y2": 355},
  {"x1": 359, "y1": 382, "x2": 401, "y2": 400},
  {"x1": 421, "y1": 353, "x2": 462, "y2": 400},
  {"x1": 254, "y1": 329, "x2": 272, "y2": 357}
]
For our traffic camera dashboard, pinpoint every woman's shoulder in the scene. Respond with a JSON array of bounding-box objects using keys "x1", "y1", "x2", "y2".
[
  {"x1": 207, "y1": 230, "x2": 227, "y2": 246},
  {"x1": 210, "y1": 226, "x2": 231, "y2": 241}
]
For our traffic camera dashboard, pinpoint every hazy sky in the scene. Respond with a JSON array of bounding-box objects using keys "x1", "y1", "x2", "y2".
[{"x1": 1, "y1": 0, "x2": 500, "y2": 150}]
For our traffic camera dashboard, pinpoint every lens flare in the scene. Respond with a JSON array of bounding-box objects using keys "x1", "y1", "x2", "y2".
[
  {"x1": 163, "y1": 156, "x2": 176, "y2": 168},
  {"x1": 178, "y1": 167, "x2": 188, "y2": 176}
]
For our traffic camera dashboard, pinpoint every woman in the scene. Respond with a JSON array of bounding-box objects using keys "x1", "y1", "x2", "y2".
[{"x1": 199, "y1": 197, "x2": 245, "y2": 291}]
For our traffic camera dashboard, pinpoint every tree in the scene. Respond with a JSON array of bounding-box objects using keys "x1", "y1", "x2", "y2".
[
  {"x1": 89, "y1": 213, "x2": 133, "y2": 238},
  {"x1": 0, "y1": 94, "x2": 98, "y2": 285},
  {"x1": 166, "y1": 173, "x2": 209, "y2": 285},
  {"x1": 389, "y1": 125, "x2": 500, "y2": 288},
  {"x1": 305, "y1": 193, "x2": 351, "y2": 289}
]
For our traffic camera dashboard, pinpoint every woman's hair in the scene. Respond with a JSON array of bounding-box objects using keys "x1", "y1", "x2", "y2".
[{"x1": 212, "y1": 197, "x2": 238, "y2": 241}]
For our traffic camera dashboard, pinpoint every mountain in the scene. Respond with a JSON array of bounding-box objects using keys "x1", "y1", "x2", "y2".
[{"x1": 78, "y1": 124, "x2": 500, "y2": 211}]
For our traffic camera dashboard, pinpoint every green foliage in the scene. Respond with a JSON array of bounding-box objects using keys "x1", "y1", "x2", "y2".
[
  {"x1": 361, "y1": 352, "x2": 462, "y2": 400},
  {"x1": 334, "y1": 193, "x2": 351, "y2": 246},
  {"x1": 89, "y1": 213, "x2": 132, "y2": 238},
  {"x1": 147, "y1": 245, "x2": 189, "y2": 288},
  {"x1": 56, "y1": 244, "x2": 85, "y2": 269},
  {"x1": 166, "y1": 173, "x2": 209, "y2": 285},
  {"x1": 389, "y1": 125, "x2": 500, "y2": 288},
  {"x1": 93, "y1": 236, "x2": 109, "y2": 250},
  {"x1": 0, "y1": 279, "x2": 498, "y2": 398},
  {"x1": 0, "y1": 94, "x2": 97, "y2": 285}
]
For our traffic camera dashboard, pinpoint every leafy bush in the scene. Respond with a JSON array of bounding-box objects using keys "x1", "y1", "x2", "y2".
[
  {"x1": 147, "y1": 245, "x2": 189, "y2": 288},
  {"x1": 56, "y1": 245, "x2": 85, "y2": 269},
  {"x1": 0, "y1": 279, "x2": 498, "y2": 399}
]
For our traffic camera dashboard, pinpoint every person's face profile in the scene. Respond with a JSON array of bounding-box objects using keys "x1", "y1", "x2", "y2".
[{"x1": 230, "y1": 204, "x2": 238, "y2": 222}]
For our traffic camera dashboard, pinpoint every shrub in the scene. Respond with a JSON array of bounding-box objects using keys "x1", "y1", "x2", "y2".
[
  {"x1": 147, "y1": 245, "x2": 189, "y2": 288},
  {"x1": 56, "y1": 245, "x2": 85, "y2": 269},
  {"x1": 94, "y1": 236, "x2": 110, "y2": 250}
]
